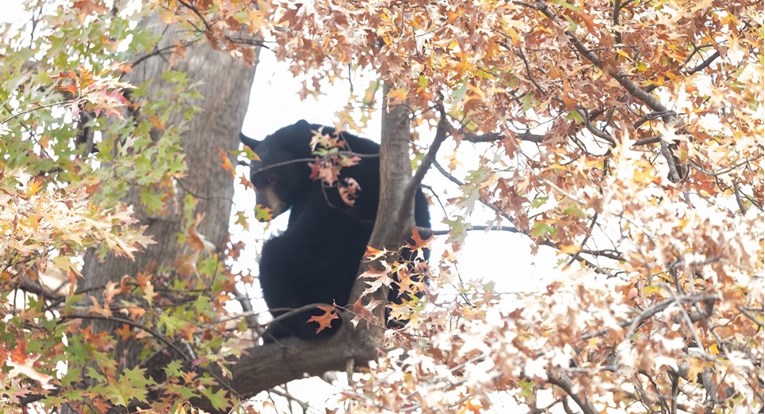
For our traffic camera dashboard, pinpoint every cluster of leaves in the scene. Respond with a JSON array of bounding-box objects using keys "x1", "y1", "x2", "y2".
[
  {"x1": 157, "y1": 0, "x2": 268, "y2": 64},
  {"x1": 344, "y1": 268, "x2": 761, "y2": 413},
  {"x1": 352, "y1": 230, "x2": 432, "y2": 330},
  {"x1": 1, "y1": 0, "x2": 240, "y2": 411},
  {"x1": 240, "y1": 0, "x2": 763, "y2": 412},
  {"x1": 308, "y1": 128, "x2": 363, "y2": 206},
  {"x1": 2, "y1": 0, "x2": 762, "y2": 412},
  {"x1": 1, "y1": 170, "x2": 152, "y2": 278},
  {"x1": 0, "y1": 169, "x2": 152, "y2": 404}
]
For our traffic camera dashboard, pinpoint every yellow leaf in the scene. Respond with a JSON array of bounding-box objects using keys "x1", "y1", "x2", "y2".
[
  {"x1": 509, "y1": 28, "x2": 522, "y2": 46},
  {"x1": 247, "y1": 8, "x2": 268, "y2": 31},
  {"x1": 27, "y1": 176, "x2": 44, "y2": 196},
  {"x1": 709, "y1": 343, "x2": 719, "y2": 355},
  {"x1": 386, "y1": 88, "x2": 408, "y2": 105},
  {"x1": 643, "y1": 285, "x2": 661, "y2": 295},
  {"x1": 560, "y1": 244, "x2": 581, "y2": 254},
  {"x1": 616, "y1": 49, "x2": 631, "y2": 60},
  {"x1": 446, "y1": 9, "x2": 463, "y2": 24}
]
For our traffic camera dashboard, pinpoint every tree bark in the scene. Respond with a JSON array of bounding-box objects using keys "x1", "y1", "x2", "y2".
[
  {"x1": 220, "y1": 325, "x2": 378, "y2": 405},
  {"x1": 370, "y1": 83, "x2": 416, "y2": 249},
  {"x1": 73, "y1": 14, "x2": 257, "y2": 412}
]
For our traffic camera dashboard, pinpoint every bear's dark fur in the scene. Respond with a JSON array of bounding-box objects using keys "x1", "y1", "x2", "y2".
[{"x1": 241, "y1": 120, "x2": 430, "y2": 342}]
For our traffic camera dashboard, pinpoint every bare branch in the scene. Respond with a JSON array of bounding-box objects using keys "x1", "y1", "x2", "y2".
[
  {"x1": 547, "y1": 371, "x2": 597, "y2": 414},
  {"x1": 632, "y1": 136, "x2": 661, "y2": 147},
  {"x1": 611, "y1": 0, "x2": 623, "y2": 44},
  {"x1": 60, "y1": 313, "x2": 192, "y2": 363},
  {"x1": 1, "y1": 98, "x2": 78, "y2": 125},
  {"x1": 578, "y1": 107, "x2": 616, "y2": 146},
  {"x1": 736, "y1": 305, "x2": 763, "y2": 329},
  {"x1": 683, "y1": 50, "x2": 720, "y2": 74},
  {"x1": 624, "y1": 294, "x2": 719, "y2": 340},
  {"x1": 462, "y1": 130, "x2": 546, "y2": 144},
  {"x1": 516, "y1": 47, "x2": 548, "y2": 95},
  {"x1": 430, "y1": 225, "x2": 520, "y2": 236},
  {"x1": 581, "y1": 293, "x2": 720, "y2": 340},
  {"x1": 565, "y1": 212, "x2": 599, "y2": 268}
]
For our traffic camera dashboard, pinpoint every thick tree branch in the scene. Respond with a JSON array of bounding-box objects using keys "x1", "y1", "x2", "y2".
[
  {"x1": 400, "y1": 105, "x2": 449, "y2": 228},
  {"x1": 203, "y1": 321, "x2": 378, "y2": 413},
  {"x1": 342, "y1": 83, "x2": 419, "y2": 353},
  {"x1": 368, "y1": 83, "x2": 416, "y2": 249}
]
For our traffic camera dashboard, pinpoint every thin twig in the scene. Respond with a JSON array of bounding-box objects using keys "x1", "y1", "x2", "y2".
[
  {"x1": 581, "y1": 293, "x2": 720, "y2": 340},
  {"x1": 547, "y1": 371, "x2": 597, "y2": 414},
  {"x1": 1, "y1": 99, "x2": 78, "y2": 125},
  {"x1": 565, "y1": 212, "x2": 599, "y2": 267},
  {"x1": 60, "y1": 313, "x2": 190, "y2": 361}
]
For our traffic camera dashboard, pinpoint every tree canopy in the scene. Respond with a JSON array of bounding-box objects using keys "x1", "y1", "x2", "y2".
[{"x1": 1, "y1": 0, "x2": 762, "y2": 413}]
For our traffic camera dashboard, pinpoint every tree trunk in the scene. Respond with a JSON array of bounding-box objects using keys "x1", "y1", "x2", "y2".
[{"x1": 73, "y1": 14, "x2": 257, "y2": 411}]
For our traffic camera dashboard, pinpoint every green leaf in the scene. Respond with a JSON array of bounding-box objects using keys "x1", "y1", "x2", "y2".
[
  {"x1": 158, "y1": 313, "x2": 186, "y2": 337},
  {"x1": 234, "y1": 210, "x2": 249, "y2": 228},
  {"x1": 563, "y1": 204, "x2": 586, "y2": 218},
  {"x1": 567, "y1": 110, "x2": 584, "y2": 124},
  {"x1": 418, "y1": 74, "x2": 429, "y2": 89},
  {"x1": 531, "y1": 222, "x2": 556, "y2": 238},
  {"x1": 444, "y1": 216, "x2": 468, "y2": 245},
  {"x1": 200, "y1": 388, "x2": 228, "y2": 411},
  {"x1": 103, "y1": 367, "x2": 155, "y2": 406},
  {"x1": 551, "y1": 0, "x2": 580, "y2": 11},
  {"x1": 140, "y1": 189, "x2": 164, "y2": 215},
  {"x1": 519, "y1": 378, "x2": 535, "y2": 400},
  {"x1": 162, "y1": 70, "x2": 189, "y2": 85},
  {"x1": 164, "y1": 360, "x2": 184, "y2": 378},
  {"x1": 530, "y1": 195, "x2": 549, "y2": 209},
  {"x1": 87, "y1": 367, "x2": 107, "y2": 384},
  {"x1": 254, "y1": 204, "x2": 272, "y2": 221},
  {"x1": 452, "y1": 82, "x2": 468, "y2": 100},
  {"x1": 521, "y1": 94, "x2": 535, "y2": 111}
]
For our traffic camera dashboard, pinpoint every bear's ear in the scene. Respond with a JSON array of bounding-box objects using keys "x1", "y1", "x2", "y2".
[
  {"x1": 240, "y1": 132, "x2": 259, "y2": 150},
  {"x1": 295, "y1": 119, "x2": 310, "y2": 128}
]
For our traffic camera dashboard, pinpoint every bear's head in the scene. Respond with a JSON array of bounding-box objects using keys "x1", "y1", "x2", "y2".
[{"x1": 240, "y1": 120, "x2": 316, "y2": 221}]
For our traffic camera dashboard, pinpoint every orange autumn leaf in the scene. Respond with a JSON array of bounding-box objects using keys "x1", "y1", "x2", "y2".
[
  {"x1": 307, "y1": 304, "x2": 340, "y2": 334},
  {"x1": 219, "y1": 149, "x2": 236, "y2": 176}
]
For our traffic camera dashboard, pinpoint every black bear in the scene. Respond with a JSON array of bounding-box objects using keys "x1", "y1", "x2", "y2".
[{"x1": 241, "y1": 120, "x2": 430, "y2": 342}]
